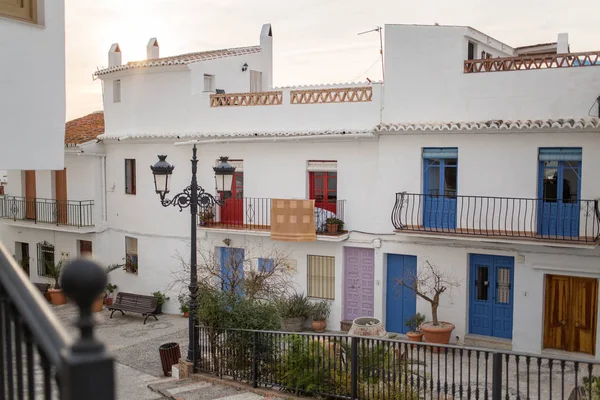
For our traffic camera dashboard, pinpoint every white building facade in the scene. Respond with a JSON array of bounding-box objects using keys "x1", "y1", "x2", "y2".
[
  {"x1": 0, "y1": 0, "x2": 66, "y2": 170},
  {"x1": 3, "y1": 23, "x2": 600, "y2": 359}
]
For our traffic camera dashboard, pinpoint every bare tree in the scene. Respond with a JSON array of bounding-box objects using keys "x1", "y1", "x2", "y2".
[
  {"x1": 168, "y1": 240, "x2": 297, "y2": 301},
  {"x1": 396, "y1": 260, "x2": 460, "y2": 326}
]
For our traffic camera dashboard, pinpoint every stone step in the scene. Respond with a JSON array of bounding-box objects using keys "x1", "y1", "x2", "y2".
[
  {"x1": 464, "y1": 334, "x2": 512, "y2": 351},
  {"x1": 148, "y1": 378, "x2": 274, "y2": 400}
]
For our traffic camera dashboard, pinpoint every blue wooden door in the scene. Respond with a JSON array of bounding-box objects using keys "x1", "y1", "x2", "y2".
[
  {"x1": 538, "y1": 160, "x2": 581, "y2": 238},
  {"x1": 386, "y1": 254, "x2": 417, "y2": 334},
  {"x1": 423, "y1": 154, "x2": 458, "y2": 230},
  {"x1": 469, "y1": 254, "x2": 514, "y2": 339},
  {"x1": 220, "y1": 247, "x2": 245, "y2": 297}
]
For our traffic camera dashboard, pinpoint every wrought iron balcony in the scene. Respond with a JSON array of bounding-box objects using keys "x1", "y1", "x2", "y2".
[
  {"x1": 391, "y1": 192, "x2": 600, "y2": 243},
  {"x1": 0, "y1": 196, "x2": 94, "y2": 228},
  {"x1": 198, "y1": 197, "x2": 346, "y2": 235}
]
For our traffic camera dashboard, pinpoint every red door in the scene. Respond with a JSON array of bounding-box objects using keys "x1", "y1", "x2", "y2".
[
  {"x1": 309, "y1": 171, "x2": 337, "y2": 213},
  {"x1": 220, "y1": 171, "x2": 244, "y2": 225}
]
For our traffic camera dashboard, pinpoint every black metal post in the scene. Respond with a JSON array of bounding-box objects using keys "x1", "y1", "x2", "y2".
[
  {"x1": 251, "y1": 331, "x2": 258, "y2": 388},
  {"x1": 188, "y1": 145, "x2": 199, "y2": 367},
  {"x1": 492, "y1": 352, "x2": 502, "y2": 400},
  {"x1": 350, "y1": 336, "x2": 359, "y2": 400}
]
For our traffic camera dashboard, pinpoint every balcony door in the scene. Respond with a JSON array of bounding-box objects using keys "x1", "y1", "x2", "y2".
[
  {"x1": 220, "y1": 168, "x2": 243, "y2": 225},
  {"x1": 24, "y1": 170, "x2": 36, "y2": 220},
  {"x1": 423, "y1": 148, "x2": 458, "y2": 229},
  {"x1": 538, "y1": 149, "x2": 581, "y2": 238},
  {"x1": 55, "y1": 169, "x2": 68, "y2": 225}
]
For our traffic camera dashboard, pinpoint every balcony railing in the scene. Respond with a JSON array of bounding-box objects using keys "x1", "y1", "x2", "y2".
[
  {"x1": 199, "y1": 197, "x2": 346, "y2": 235},
  {"x1": 196, "y1": 327, "x2": 600, "y2": 400},
  {"x1": 464, "y1": 50, "x2": 600, "y2": 73},
  {"x1": 391, "y1": 192, "x2": 600, "y2": 243},
  {"x1": 0, "y1": 196, "x2": 94, "y2": 228},
  {"x1": 290, "y1": 86, "x2": 373, "y2": 104},
  {"x1": 210, "y1": 91, "x2": 283, "y2": 107},
  {"x1": 0, "y1": 244, "x2": 114, "y2": 399}
]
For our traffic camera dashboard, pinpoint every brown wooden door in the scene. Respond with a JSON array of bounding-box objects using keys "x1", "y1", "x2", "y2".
[
  {"x1": 79, "y1": 240, "x2": 92, "y2": 257},
  {"x1": 24, "y1": 170, "x2": 36, "y2": 220},
  {"x1": 544, "y1": 275, "x2": 598, "y2": 355},
  {"x1": 55, "y1": 169, "x2": 67, "y2": 224}
]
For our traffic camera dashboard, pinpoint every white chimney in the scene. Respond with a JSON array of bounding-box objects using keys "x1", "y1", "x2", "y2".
[
  {"x1": 147, "y1": 38, "x2": 159, "y2": 60},
  {"x1": 260, "y1": 23, "x2": 273, "y2": 90},
  {"x1": 557, "y1": 33, "x2": 569, "y2": 54},
  {"x1": 108, "y1": 43, "x2": 121, "y2": 67}
]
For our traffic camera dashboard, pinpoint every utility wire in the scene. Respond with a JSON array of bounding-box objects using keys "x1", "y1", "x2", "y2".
[{"x1": 347, "y1": 55, "x2": 381, "y2": 82}]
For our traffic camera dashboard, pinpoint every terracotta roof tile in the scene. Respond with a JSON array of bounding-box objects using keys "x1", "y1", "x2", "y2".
[
  {"x1": 94, "y1": 45, "x2": 261, "y2": 76},
  {"x1": 65, "y1": 111, "x2": 105, "y2": 146}
]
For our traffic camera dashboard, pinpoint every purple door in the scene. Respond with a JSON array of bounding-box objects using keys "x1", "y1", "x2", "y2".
[{"x1": 344, "y1": 247, "x2": 375, "y2": 321}]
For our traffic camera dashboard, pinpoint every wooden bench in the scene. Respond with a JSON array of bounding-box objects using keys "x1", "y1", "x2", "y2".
[{"x1": 107, "y1": 292, "x2": 159, "y2": 324}]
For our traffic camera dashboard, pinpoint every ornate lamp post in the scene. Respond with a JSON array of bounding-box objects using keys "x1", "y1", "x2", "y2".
[{"x1": 150, "y1": 145, "x2": 235, "y2": 367}]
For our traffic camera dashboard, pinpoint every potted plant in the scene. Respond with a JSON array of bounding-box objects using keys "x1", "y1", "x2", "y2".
[
  {"x1": 104, "y1": 283, "x2": 117, "y2": 306},
  {"x1": 179, "y1": 294, "x2": 189, "y2": 317},
  {"x1": 152, "y1": 291, "x2": 170, "y2": 314},
  {"x1": 325, "y1": 217, "x2": 344, "y2": 234},
  {"x1": 199, "y1": 209, "x2": 215, "y2": 226},
  {"x1": 277, "y1": 293, "x2": 311, "y2": 332},
  {"x1": 396, "y1": 261, "x2": 460, "y2": 347},
  {"x1": 46, "y1": 261, "x2": 67, "y2": 305},
  {"x1": 405, "y1": 312, "x2": 426, "y2": 343},
  {"x1": 310, "y1": 300, "x2": 331, "y2": 333}
]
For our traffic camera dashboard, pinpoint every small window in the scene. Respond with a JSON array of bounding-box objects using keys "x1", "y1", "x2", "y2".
[
  {"x1": 125, "y1": 159, "x2": 136, "y2": 194},
  {"x1": 113, "y1": 79, "x2": 121, "y2": 103},
  {"x1": 204, "y1": 74, "x2": 214, "y2": 92},
  {"x1": 258, "y1": 258, "x2": 274, "y2": 273},
  {"x1": 307, "y1": 255, "x2": 335, "y2": 300},
  {"x1": 78, "y1": 240, "x2": 92, "y2": 257},
  {"x1": 467, "y1": 41, "x2": 476, "y2": 60},
  {"x1": 37, "y1": 241, "x2": 54, "y2": 277},
  {"x1": 125, "y1": 237, "x2": 138, "y2": 274},
  {"x1": 0, "y1": 0, "x2": 37, "y2": 24}
]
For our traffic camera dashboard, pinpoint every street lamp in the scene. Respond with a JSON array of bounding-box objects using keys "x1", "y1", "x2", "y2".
[{"x1": 150, "y1": 145, "x2": 235, "y2": 368}]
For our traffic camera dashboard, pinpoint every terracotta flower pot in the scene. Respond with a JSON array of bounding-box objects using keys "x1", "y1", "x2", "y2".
[
  {"x1": 92, "y1": 296, "x2": 104, "y2": 313},
  {"x1": 312, "y1": 320, "x2": 327, "y2": 333},
  {"x1": 421, "y1": 321, "x2": 455, "y2": 353},
  {"x1": 406, "y1": 331, "x2": 423, "y2": 343},
  {"x1": 48, "y1": 288, "x2": 67, "y2": 305},
  {"x1": 104, "y1": 297, "x2": 114, "y2": 306},
  {"x1": 183, "y1": 311, "x2": 189, "y2": 318},
  {"x1": 326, "y1": 223, "x2": 339, "y2": 234}
]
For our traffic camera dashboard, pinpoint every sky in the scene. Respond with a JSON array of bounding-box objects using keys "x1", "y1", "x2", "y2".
[{"x1": 65, "y1": 0, "x2": 599, "y2": 120}]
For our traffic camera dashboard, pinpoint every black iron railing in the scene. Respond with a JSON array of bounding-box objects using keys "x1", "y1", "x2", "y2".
[
  {"x1": 196, "y1": 327, "x2": 600, "y2": 400},
  {"x1": 0, "y1": 243, "x2": 114, "y2": 399},
  {"x1": 391, "y1": 192, "x2": 600, "y2": 243},
  {"x1": 199, "y1": 197, "x2": 346, "y2": 234},
  {"x1": 0, "y1": 196, "x2": 94, "y2": 227}
]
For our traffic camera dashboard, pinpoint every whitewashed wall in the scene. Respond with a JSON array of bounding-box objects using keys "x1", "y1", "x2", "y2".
[
  {"x1": 383, "y1": 25, "x2": 600, "y2": 123},
  {"x1": 0, "y1": 1, "x2": 65, "y2": 170}
]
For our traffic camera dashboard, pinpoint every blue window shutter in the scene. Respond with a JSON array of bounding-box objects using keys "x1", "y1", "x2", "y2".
[
  {"x1": 423, "y1": 148, "x2": 458, "y2": 159},
  {"x1": 258, "y1": 258, "x2": 275, "y2": 273},
  {"x1": 539, "y1": 148, "x2": 582, "y2": 161}
]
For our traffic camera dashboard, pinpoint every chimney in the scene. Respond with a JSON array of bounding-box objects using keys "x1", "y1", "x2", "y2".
[
  {"x1": 557, "y1": 33, "x2": 569, "y2": 54},
  {"x1": 147, "y1": 38, "x2": 159, "y2": 60},
  {"x1": 260, "y1": 23, "x2": 273, "y2": 90},
  {"x1": 108, "y1": 43, "x2": 121, "y2": 67}
]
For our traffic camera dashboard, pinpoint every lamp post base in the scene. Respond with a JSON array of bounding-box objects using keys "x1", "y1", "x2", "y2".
[{"x1": 178, "y1": 358, "x2": 194, "y2": 379}]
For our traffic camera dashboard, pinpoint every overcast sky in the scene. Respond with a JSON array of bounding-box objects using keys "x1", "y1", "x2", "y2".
[{"x1": 65, "y1": 0, "x2": 598, "y2": 120}]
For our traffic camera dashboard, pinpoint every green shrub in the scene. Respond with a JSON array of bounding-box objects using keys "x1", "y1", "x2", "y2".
[
  {"x1": 152, "y1": 291, "x2": 170, "y2": 306},
  {"x1": 310, "y1": 300, "x2": 331, "y2": 321},
  {"x1": 404, "y1": 313, "x2": 426, "y2": 333},
  {"x1": 325, "y1": 217, "x2": 344, "y2": 229},
  {"x1": 277, "y1": 293, "x2": 311, "y2": 319},
  {"x1": 583, "y1": 376, "x2": 600, "y2": 399}
]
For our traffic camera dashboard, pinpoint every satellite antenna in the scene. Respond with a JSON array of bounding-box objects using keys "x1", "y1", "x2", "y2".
[{"x1": 358, "y1": 26, "x2": 384, "y2": 81}]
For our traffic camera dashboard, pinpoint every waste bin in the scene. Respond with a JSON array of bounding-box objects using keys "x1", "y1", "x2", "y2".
[{"x1": 159, "y1": 342, "x2": 181, "y2": 376}]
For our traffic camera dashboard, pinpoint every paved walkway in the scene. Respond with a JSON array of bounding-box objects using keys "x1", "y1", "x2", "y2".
[{"x1": 53, "y1": 303, "x2": 277, "y2": 399}]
